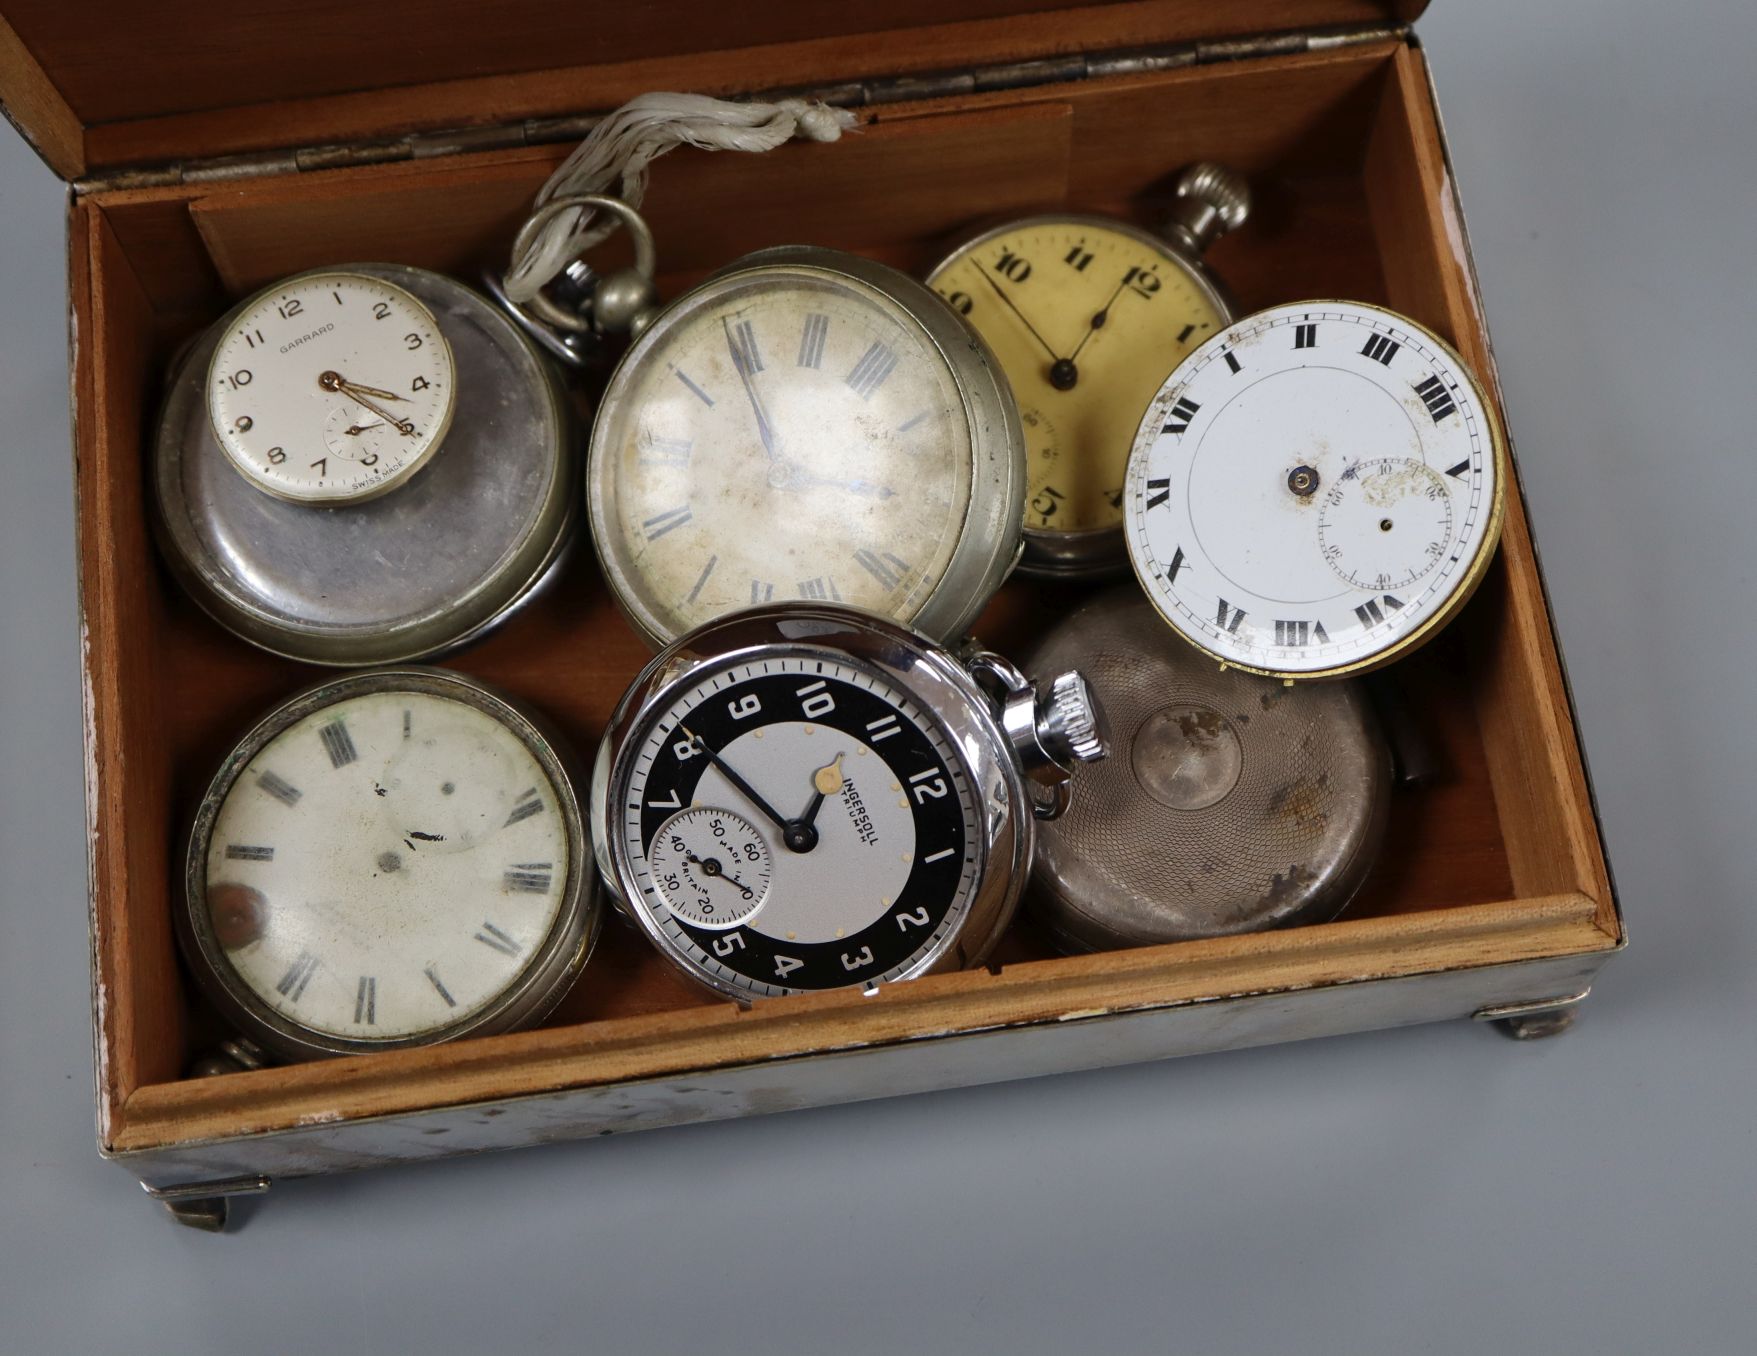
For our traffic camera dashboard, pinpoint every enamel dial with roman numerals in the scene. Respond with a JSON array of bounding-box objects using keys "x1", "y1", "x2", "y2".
[
  {"x1": 179, "y1": 669, "x2": 596, "y2": 1060},
  {"x1": 588, "y1": 247, "x2": 1025, "y2": 649},
  {"x1": 594, "y1": 606, "x2": 1074, "y2": 1003},
  {"x1": 1124, "y1": 301, "x2": 1506, "y2": 678},
  {"x1": 208, "y1": 269, "x2": 457, "y2": 504}
]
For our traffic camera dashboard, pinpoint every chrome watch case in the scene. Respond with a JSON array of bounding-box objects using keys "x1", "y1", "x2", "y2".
[
  {"x1": 153, "y1": 263, "x2": 577, "y2": 667},
  {"x1": 589, "y1": 605, "x2": 1103, "y2": 1002},
  {"x1": 586, "y1": 246, "x2": 1027, "y2": 650},
  {"x1": 179, "y1": 667, "x2": 601, "y2": 1062}
]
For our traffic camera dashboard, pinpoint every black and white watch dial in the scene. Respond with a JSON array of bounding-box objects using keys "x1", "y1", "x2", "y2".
[{"x1": 593, "y1": 605, "x2": 1105, "y2": 1002}]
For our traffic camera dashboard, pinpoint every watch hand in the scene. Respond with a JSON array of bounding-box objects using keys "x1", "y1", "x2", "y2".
[
  {"x1": 319, "y1": 371, "x2": 417, "y2": 437},
  {"x1": 774, "y1": 464, "x2": 897, "y2": 499},
  {"x1": 794, "y1": 752, "x2": 845, "y2": 831},
  {"x1": 723, "y1": 317, "x2": 784, "y2": 463},
  {"x1": 337, "y1": 379, "x2": 406, "y2": 402},
  {"x1": 679, "y1": 726, "x2": 791, "y2": 834},
  {"x1": 344, "y1": 421, "x2": 386, "y2": 436},
  {"x1": 973, "y1": 266, "x2": 1063, "y2": 364},
  {"x1": 685, "y1": 851, "x2": 755, "y2": 901},
  {"x1": 1066, "y1": 274, "x2": 1134, "y2": 364}
]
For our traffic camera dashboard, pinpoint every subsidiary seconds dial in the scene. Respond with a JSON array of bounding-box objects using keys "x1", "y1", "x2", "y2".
[
  {"x1": 208, "y1": 269, "x2": 457, "y2": 503},
  {"x1": 1124, "y1": 301, "x2": 1507, "y2": 678}
]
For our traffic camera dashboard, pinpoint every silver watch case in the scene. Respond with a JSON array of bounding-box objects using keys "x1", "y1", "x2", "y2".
[
  {"x1": 179, "y1": 667, "x2": 601, "y2": 1062},
  {"x1": 589, "y1": 605, "x2": 1034, "y2": 1001},
  {"x1": 586, "y1": 246, "x2": 1026, "y2": 650},
  {"x1": 154, "y1": 263, "x2": 577, "y2": 666},
  {"x1": 928, "y1": 214, "x2": 1237, "y2": 581}
]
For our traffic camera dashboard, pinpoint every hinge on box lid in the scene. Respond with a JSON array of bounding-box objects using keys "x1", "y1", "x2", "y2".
[{"x1": 70, "y1": 21, "x2": 1405, "y2": 194}]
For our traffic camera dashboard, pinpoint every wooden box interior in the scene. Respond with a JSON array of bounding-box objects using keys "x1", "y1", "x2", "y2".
[{"x1": 70, "y1": 37, "x2": 1617, "y2": 1156}]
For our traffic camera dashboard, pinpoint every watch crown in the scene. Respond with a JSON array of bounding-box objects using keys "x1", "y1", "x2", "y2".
[
  {"x1": 1041, "y1": 671, "x2": 1108, "y2": 766},
  {"x1": 1161, "y1": 162, "x2": 1251, "y2": 255}
]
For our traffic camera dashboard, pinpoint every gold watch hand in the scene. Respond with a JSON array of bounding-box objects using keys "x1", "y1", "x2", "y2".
[
  {"x1": 813, "y1": 753, "x2": 846, "y2": 796},
  {"x1": 319, "y1": 372, "x2": 416, "y2": 437}
]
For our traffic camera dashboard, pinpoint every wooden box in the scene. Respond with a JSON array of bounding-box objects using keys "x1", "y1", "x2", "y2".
[{"x1": 0, "y1": 0, "x2": 1622, "y2": 1226}]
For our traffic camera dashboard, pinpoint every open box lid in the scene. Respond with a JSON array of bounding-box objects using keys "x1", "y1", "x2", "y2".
[{"x1": 0, "y1": 0, "x2": 1425, "y2": 185}]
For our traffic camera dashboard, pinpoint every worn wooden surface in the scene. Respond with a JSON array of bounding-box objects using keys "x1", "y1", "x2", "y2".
[
  {"x1": 63, "y1": 37, "x2": 1615, "y2": 1157},
  {"x1": 0, "y1": 1, "x2": 1426, "y2": 178}
]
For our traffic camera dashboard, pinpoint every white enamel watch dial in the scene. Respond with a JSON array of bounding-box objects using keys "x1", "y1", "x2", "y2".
[
  {"x1": 1123, "y1": 301, "x2": 1506, "y2": 678},
  {"x1": 181, "y1": 669, "x2": 596, "y2": 1060},
  {"x1": 208, "y1": 270, "x2": 458, "y2": 503},
  {"x1": 589, "y1": 248, "x2": 1024, "y2": 649}
]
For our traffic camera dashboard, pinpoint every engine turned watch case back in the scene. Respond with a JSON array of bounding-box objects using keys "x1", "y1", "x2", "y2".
[
  {"x1": 1022, "y1": 587, "x2": 1391, "y2": 952},
  {"x1": 154, "y1": 263, "x2": 576, "y2": 666},
  {"x1": 928, "y1": 164, "x2": 1249, "y2": 579}
]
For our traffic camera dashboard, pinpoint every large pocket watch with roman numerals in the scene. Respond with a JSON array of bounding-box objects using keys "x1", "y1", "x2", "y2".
[
  {"x1": 1124, "y1": 300, "x2": 1508, "y2": 679},
  {"x1": 153, "y1": 263, "x2": 576, "y2": 666},
  {"x1": 589, "y1": 605, "x2": 1106, "y2": 1001},
  {"x1": 928, "y1": 164, "x2": 1249, "y2": 579},
  {"x1": 585, "y1": 246, "x2": 1027, "y2": 649},
  {"x1": 179, "y1": 667, "x2": 600, "y2": 1061}
]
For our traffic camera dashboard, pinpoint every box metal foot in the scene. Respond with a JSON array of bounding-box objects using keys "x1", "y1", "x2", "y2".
[{"x1": 1472, "y1": 988, "x2": 1591, "y2": 1040}]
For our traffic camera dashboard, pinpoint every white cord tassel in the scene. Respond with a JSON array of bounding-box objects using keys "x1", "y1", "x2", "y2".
[{"x1": 504, "y1": 92, "x2": 858, "y2": 304}]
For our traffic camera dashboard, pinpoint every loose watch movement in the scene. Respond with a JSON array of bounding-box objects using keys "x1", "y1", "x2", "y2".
[
  {"x1": 591, "y1": 605, "x2": 1106, "y2": 1000},
  {"x1": 587, "y1": 247, "x2": 1026, "y2": 649},
  {"x1": 1124, "y1": 300, "x2": 1507, "y2": 678},
  {"x1": 1021, "y1": 586, "x2": 1391, "y2": 951},
  {"x1": 154, "y1": 263, "x2": 575, "y2": 665},
  {"x1": 179, "y1": 668, "x2": 599, "y2": 1061},
  {"x1": 928, "y1": 164, "x2": 1249, "y2": 578}
]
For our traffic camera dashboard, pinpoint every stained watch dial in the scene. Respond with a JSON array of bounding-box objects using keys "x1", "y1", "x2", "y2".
[
  {"x1": 1124, "y1": 301, "x2": 1505, "y2": 678},
  {"x1": 591, "y1": 266, "x2": 976, "y2": 644},
  {"x1": 193, "y1": 680, "x2": 575, "y2": 1046},
  {"x1": 931, "y1": 218, "x2": 1224, "y2": 537},
  {"x1": 616, "y1": 652, "x2": 982, "y2": 998},
  {"x1": 208, "y1": 270, "x2": 457, "y2": 503}
]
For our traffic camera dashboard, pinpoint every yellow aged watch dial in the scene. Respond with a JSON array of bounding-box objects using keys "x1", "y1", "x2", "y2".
[{"x1": 927, "y1": 167, "x2": 1249, "y2": 577}]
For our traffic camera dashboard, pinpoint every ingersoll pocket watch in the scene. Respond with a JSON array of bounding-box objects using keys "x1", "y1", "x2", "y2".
[
  {"x1": 1021, "y1": 586, "x2": 1391, "y2": 952},
  {"x1": 587, "y1": 246, "x2": 1027, "y2": 649},
  {"x1": 1124, "y1": 300, "x2": 1508, "y2": 679},
  {"x1": 590, "y1": 605, "x2": 1106, "y2": 1001},
  {"x1": 153, "y1": 263, "x2": 576, "y2": 665},
  {"x1": 179, "y1": 668, "x2": 600, "y2": 1061},
  {"x1": 928, "y1": 163, "x2": 1249, "y2": 579}
]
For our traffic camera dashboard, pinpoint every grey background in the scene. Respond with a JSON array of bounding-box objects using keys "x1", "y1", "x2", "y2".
[{"x1": 2, "y1": 2, "x2": 1751, "y2": 1350}]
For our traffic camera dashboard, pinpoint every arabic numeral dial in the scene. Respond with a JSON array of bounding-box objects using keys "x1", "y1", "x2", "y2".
[
  {"x1": 207, "y1": 270, "x2": 458, "y2": 505},
  {"x1": 620, "y1": 653, "x2": 982, "y2": 998}
]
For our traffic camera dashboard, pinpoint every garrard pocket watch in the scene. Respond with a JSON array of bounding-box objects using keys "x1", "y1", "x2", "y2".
[
  {"x1": 154, "y1": 263, "x2": 575, "y2": 666},
  {"x1": 1124, "y1": 299, "x2": 1507, "y2": 678},
  {"x1": 927, "y1": 164, "x2": 1249, "y2": 578},
  {"x1": 1021, "y1": 586, "x2": 1391, "y2": 952},
  {"x1": 590, "y1": 604, "x2": 1106, "y2": 1001},
  {"x1": 179, "y1": 668, "x2": 599, "y2": 1061},
  {"x1": 587, "y1": 246, "x2": 1026, "y2": 649}
]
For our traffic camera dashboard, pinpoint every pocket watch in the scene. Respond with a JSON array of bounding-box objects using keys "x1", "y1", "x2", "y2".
[
  {"x1": 927, "y1": 164, "x2": 1248, "y2": 579},
  {"x1": 1124, "y1": 300, "x2": 1507, "y2": 678},
  {"x1": 179, "y1": 667, "x2": 600, "y2": 1061},
  {"x1": 586, "y1": 246, "x2": 1026, "y2": 649},
  {"x1": 1021, "y1": 586, "x2": 1391, "y2": 952},
  {"x1": 154, "y1": 263, "x2": 575, "y2": 666},
  {"x1": 589, "y1": 604, "x2": 1106, "y2": 1001}
]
